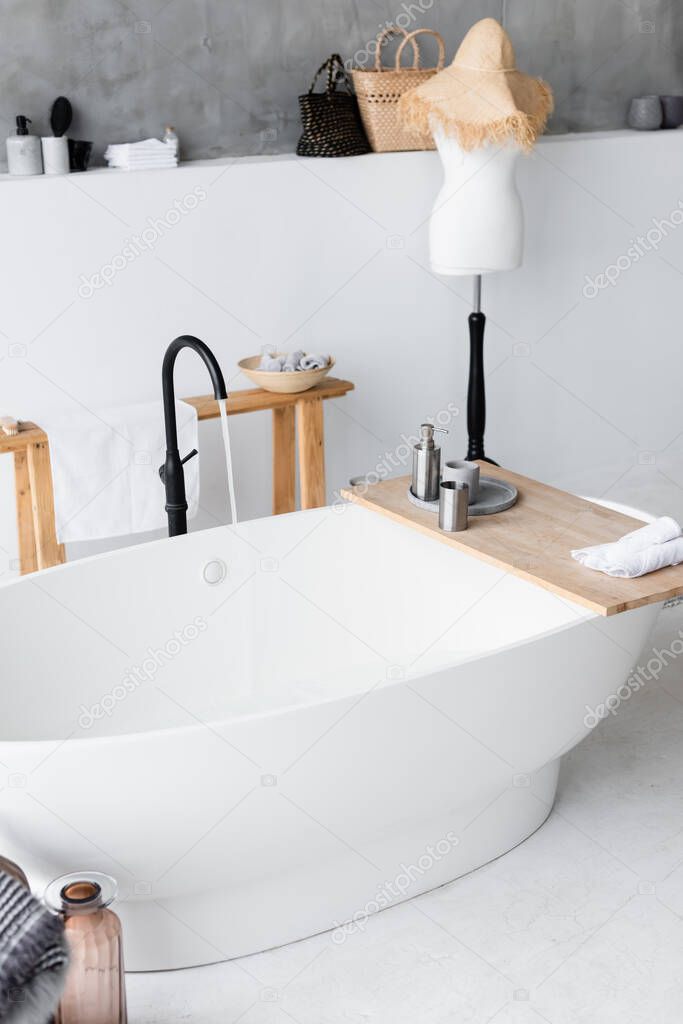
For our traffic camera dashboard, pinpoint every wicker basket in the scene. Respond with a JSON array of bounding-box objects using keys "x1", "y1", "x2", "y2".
[
  {"x1": 351, "y1": 27, "x2": 445, "y2": 153},
  {"x1": 297, "y1": 54, "x2": 370, "y2": 157}
]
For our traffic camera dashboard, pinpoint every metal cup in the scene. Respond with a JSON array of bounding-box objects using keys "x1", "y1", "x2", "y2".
[{"x1": 439, "y1": 480, "x2": 468, "y2": 532}]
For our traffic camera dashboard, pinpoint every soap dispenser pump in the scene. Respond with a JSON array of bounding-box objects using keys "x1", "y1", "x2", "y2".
[
  {"x1": 6, "y1": 116, "x2": 44, "y2": 175},
  {"x1": 412, "y1": 423, "x2": 447, "y2": 502}
]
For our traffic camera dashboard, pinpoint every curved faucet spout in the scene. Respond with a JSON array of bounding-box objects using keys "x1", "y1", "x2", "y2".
[
  {"x1": 161, "y1": 335, "x2": 228, "y2": 538},
  {"x1": 162, "y1": 335, "x2": 227, "y2": 451}
]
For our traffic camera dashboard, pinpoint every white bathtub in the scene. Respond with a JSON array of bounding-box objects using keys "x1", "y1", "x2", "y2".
[{"x1": 0, "y1": 500, "x2": 660, "y2": 971}]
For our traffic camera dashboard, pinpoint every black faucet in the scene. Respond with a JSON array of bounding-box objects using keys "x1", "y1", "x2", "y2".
[{"x1": 160, "y1": 335, "x2": 227, "y2": 537}]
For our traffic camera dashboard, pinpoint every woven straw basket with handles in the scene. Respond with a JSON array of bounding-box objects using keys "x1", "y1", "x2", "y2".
[{"x1": 351, "y1": 27, "x2": 445, "y2": 152}]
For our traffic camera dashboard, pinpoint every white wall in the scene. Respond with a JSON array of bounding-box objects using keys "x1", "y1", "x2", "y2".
[{"x1": 1, "y1": 130, "x2": 682, "y2": 577}]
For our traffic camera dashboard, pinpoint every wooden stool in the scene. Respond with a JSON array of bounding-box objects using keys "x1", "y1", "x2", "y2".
[{"x1": 0, "y1": 378, "x2": 354, "y2": 575}]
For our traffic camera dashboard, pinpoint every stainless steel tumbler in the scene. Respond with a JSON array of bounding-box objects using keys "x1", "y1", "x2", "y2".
[{"x1": 439, "y1": 480, "x2": 468, "y2": 532}]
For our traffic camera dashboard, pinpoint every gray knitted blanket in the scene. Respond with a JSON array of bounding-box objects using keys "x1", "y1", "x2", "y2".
[{"x1": 0, "y1": 870, "x2": 68, "y2": 1023}]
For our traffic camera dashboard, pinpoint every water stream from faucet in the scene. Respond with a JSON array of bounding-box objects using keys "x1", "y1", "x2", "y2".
[{"x1": 218, "y1": 398, "x2": 238, "y2": 525}]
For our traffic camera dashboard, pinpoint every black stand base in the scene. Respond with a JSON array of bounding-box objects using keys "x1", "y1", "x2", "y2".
[{"x1": 466, "y1": 310, "x2": 498, "y2": 466}]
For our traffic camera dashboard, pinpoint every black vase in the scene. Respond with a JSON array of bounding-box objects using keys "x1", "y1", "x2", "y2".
[
  {"x1": 660, "y1": 95, "x2": 683, "y2": 130},
  {"x1": 68, "y1": 138, "x2": 93, "y2": 171}
]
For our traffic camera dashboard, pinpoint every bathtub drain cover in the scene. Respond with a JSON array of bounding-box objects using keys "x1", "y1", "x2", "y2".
[{"x1": 202, "y1": 559, "x2": 227, "y2": 585}]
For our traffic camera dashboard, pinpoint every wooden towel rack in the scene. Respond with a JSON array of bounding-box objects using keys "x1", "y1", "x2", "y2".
[{"x1": 1, "y1": 377, "x2": 354, "y2": 575}]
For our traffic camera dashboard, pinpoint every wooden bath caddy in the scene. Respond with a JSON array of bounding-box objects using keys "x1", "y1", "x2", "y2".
[{"x1": 341, "y1": 463, "x2": 683, "y2": 617}]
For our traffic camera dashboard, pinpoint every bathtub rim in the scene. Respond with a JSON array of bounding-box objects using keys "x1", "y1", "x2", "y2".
[
  {"x1": 1, "y1": 494, "x2": 656, "y2": 590},
  {"x1": 1, "y1": 497, "x2": 657, "y2": 747}
]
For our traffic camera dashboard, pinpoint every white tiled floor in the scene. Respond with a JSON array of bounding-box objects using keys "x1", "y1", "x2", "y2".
[{"x1": 129, "y1": 604, "x2": 683, "y2": 1023}]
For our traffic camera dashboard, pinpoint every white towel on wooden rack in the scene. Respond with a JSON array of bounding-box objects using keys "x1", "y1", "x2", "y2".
[{"x1": 40, "y1": 400, "x2": 198, "y2": 543}]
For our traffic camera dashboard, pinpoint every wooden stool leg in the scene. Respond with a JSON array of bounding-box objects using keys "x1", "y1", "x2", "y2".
[
  {"x1": 13, "y1": 449, "x2": 38, "y2": 575},
  {"x1": 296, "y1": 397, "x2": 326, "y2": 509},
  {"x1": 272, "y1": 406, "x2": 296, "y2": 515},
  {"x1": 26, "y1": 442, "x2": 66, "y2": 571}
]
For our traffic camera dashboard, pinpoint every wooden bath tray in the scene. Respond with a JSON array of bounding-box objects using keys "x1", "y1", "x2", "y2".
[{"x1": 341, "y1": 463, "x2": 683, "y2": 617}]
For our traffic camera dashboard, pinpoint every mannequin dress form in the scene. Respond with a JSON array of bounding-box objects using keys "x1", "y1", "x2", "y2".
[
  {"x1": 430, "y1": 129, "x2": 523, "y2": 275},
  {"x1": 430, "y1": 127, "x2": 524, "y2": 461}
]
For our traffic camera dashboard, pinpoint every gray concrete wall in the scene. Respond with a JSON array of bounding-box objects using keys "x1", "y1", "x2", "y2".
[{"x1": 1, "y1": 0, "x2": 681, "y2": 165}]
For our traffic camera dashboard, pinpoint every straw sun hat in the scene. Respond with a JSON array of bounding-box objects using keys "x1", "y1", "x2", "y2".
[{"x1": 399, "y1": 18, "x2": 553, "y2": 151}]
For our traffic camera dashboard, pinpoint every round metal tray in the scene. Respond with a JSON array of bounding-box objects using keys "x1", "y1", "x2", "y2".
[{"x1": 407, "y1": 475, "x2": 518, "y2": 516}]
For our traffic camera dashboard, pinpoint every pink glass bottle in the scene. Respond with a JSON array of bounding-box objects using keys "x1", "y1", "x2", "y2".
[{"x1": 45, "y1": 872, "x2": 127, "y2": 1024}]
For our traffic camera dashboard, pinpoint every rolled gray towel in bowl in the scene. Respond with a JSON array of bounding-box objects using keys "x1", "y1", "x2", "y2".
[
  {"x1": 258, "y1": 351, "x2": 330, "y2": 372},
  {"x1": 298, "y1": 353, "x2": 330, "y2": 371},
  {"x1": 283, "y1": 349, "x2": 305, "y2": 372},
  {"x1": 0, "y1": 871, "x2": 69, "y2": 1024},
  {"x1": 259, "y1": 353, "x2": 285, "y2": 372}
]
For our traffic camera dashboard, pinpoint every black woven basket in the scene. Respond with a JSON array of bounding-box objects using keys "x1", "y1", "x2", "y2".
[{"x1": 297, "y1": 54, "x2": 370, "y2": 157}]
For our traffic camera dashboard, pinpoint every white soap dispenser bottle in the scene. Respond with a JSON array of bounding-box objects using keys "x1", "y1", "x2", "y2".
[{"x1": 7, "y1": 115, "x2": 44, "y2": 175}]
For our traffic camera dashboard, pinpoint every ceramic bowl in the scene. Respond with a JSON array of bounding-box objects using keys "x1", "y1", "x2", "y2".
[{"x1": 238, "y1": 354, "x2": 335, "y2": 394}]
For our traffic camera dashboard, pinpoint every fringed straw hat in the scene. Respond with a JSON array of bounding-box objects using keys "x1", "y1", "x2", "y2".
[{"x1": 399, "y1": 18, "x2": 553, "y2": 151}]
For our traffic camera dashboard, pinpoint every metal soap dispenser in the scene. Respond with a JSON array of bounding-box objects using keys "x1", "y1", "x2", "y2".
[{"x1": 412, "y1": 423, "x2": 447, "y2": 502}]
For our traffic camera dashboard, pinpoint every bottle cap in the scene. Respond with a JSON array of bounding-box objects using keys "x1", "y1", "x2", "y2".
[{"x1": 15, "y1": 116, "x2": 30, "y2": 136}]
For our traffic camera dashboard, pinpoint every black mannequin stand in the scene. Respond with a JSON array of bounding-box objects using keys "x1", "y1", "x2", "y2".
[{"x1": 466, "y1": 275, "x2": 498, "y2": 465}]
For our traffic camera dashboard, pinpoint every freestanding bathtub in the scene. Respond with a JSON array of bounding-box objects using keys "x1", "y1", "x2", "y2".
[{"x1": 0, "y1": 500, "x2": 660, "y2": 971}]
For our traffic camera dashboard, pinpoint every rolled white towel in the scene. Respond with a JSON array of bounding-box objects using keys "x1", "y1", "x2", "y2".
[
  {"x1": 592, "y1": 536, "x2": 683, "y2": 578},
  {"x1": 572, "y1": 516, "x2": 681, "y2": 573},
  {"x1": 572, "y1": 516, "x2": 683, "y2": 577},
  {"x1": 299, "y1": 353, "x2": 329, "y2": 371}
]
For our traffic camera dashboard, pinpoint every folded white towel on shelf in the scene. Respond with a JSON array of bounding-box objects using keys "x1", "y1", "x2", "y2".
[
  {"x1": 107, "y1": 158, "x2": 177, "y2": 168},
  {"x1": 120, "y1": 155, "x2": 177, "y2": 165},
  {"x1": 40, "y1": 400, "x2": 198, "y2": 543},
  {"x1": 571, "y1": 516, "x2": 683, "y2": 577},
  {"x1": 104, "y1": 138, "x2": 178, "y2": 170}
]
